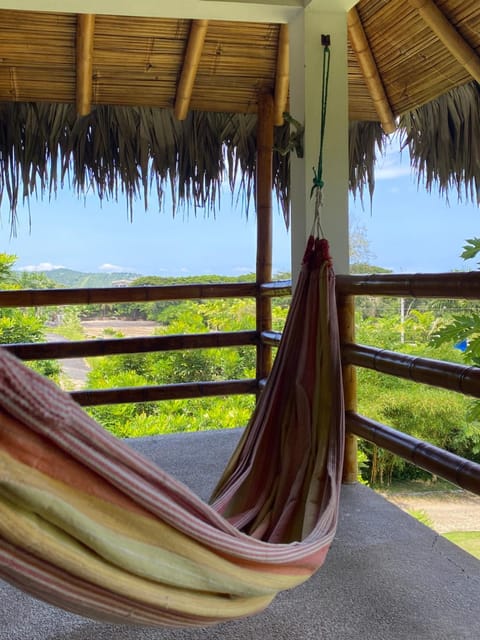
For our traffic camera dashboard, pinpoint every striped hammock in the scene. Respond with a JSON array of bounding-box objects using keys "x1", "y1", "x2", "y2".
[{"x1": 0, "y1": 236, "x2": 344, "y2": 627}]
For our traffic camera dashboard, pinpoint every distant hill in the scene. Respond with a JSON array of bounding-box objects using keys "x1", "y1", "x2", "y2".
[
  {"x1": 14, "y1": 268, "x2": 291, "y2": 289},
  {"x1": 31, "y1": 269, "x2": 140, "y2": 288}
]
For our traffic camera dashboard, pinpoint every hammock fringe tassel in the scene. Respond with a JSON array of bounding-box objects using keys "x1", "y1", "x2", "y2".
[{"x1": 0, "y1": 236, "x2": 344, "y2": 627}]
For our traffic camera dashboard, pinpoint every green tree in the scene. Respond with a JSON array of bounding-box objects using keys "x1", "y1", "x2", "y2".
[
  {"x1": 430, "y1": 237, "x2": 480, "y2": 422},
  {"x1": 0, "y1": 253, "x2": 61, "y2": 379},
  {"x1": 84, "y1": 293, "x2": 283, "y2": 437},
  {"x1": 356, "y1": 310, "x2": 478, "y2": 485}
]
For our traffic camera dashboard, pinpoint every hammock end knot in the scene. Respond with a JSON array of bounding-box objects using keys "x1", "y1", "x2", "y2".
[
  {"x1": 317, "y1": 237, "x2": 332, "y2": 264},
  {"x1": 303, "y1": 236, "x2": 332, "y2": 268}
]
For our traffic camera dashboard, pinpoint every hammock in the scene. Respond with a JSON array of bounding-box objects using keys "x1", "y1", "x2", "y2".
[{"x1": 0, "y1": 236, "x2": 344, "y2": 628}]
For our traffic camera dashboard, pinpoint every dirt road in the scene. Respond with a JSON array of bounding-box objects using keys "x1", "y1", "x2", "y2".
[
  {"x1": 382, "y1": 490, "x2": 480, "y2": 533},
  {"x1": 49, "y1": 321, "x2": 159, "y2": 389}
]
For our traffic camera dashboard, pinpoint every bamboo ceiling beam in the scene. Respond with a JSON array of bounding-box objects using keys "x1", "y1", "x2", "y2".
[
  {"x1": 408, "y1": 0, "x2": 480, "y2": 83},
  {"x1": 174, "y1": 19, "x2": 208, "y2": 121},
  {"x1": 347, "y1": 7, "x2": 396, "y2": 134},
  {"x1": 273, "y1": 24, "x2": 289, "y2": 126},
  {"x1": 76, "y1": 14, "x2": 95, "y2": 117}
]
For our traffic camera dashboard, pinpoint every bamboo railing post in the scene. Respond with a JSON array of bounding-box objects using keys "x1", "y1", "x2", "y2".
[
  {"x1": 338, "y1": 293, "x2": 358, "y2": 483},
  {"x1": 256, "y1": 93, "x2": 274, "y2": 390}
]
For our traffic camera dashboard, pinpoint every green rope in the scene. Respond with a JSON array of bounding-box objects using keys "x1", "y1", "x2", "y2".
[{"x1": 311, "y1": 40, "x2": 331, "y2": 198}]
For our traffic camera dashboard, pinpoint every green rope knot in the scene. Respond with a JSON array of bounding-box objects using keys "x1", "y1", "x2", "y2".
[{"x1": 310, "y1": 169, "x2": 324, "y2": 199}]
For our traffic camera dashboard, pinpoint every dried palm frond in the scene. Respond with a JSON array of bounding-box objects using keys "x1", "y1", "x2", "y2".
[
  {"x1": 0, "y1": 82, "x2": 478, "y2": 234},
  {"x1": 348, "y1": 81, "x2": 480, "y2": 207},
  {"x1": 400, "y1": 81, "x2": 480, "y2": 204},
  {"x1": 0, "y1": 103, "x2": 290, "y2": 232},
  {"x1": 348, "y1": 120, "x2": 385, "y2": 205}
]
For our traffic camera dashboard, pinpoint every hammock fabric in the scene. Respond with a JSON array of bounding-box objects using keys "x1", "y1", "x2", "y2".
[{"x1": 0, "y1": 236, "x2": 344, "y2": 628}]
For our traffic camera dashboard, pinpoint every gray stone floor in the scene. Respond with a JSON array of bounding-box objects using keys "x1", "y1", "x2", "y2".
[{"x1": 1, "y1": 428, "x2": 479, "y2": 640}]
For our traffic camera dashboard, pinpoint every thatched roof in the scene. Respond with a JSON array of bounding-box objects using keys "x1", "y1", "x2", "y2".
[
  {"x1": 350, "y1": 81, "x2": 480, "y2": 204},
  {"x1": 0, "y1": 2, "x2": 478, "y2": 221}
]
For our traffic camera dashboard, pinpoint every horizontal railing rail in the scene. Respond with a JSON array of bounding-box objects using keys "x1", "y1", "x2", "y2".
[
  {"x1": 0, "y1": 281, "x2": 259, "y2": 307},
  {"x1": 71, "y1": 379, "x2": 258, "y2": 407},
  {"x1": 347, "y1": 412, "x2": 480, "y2": 495},
  {"x1": 5, "y1": 331, "x2": 258, "y2": 361},
  {"x1": 342, "y1": 343, "x2": 480, "y2": 398},
  {"x1": 336, "y1": 272, "x2": 480, "y2": 298}
]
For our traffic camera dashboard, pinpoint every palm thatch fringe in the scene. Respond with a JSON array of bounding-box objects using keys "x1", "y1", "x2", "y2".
[
  {"x1": 0, "y1": 104, "x2": 290, "y2": 232},
  {"x1": 400, "y1": 82, "x2": 480, "y2": 205},
  {"x1": 0, "y1": 83, "x2": 478, "y2": 232},
  {"x1": 350, "y1": 81, "x2": 480, "y2": 206},
  {"x1": 348, "y1": 120, "x2": 385, "y2": 205}
]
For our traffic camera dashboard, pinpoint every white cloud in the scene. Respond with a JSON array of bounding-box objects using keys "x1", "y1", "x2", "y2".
[
  {"x1": 98, "y1": 263, "x2": 132, "y2": 273},
  {"x1": 375, "y1": 164, "x2": 412, "y2": 180},
  {"x1": 17, "y1": 262, "x2": 65, "y2": 272},
  {"x1": 375, "y1": 146, "x2": 412, "y2": 181}
]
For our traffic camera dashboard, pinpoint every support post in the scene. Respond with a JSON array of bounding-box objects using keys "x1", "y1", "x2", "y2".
[
  {"x1": 289, "y1": 9, "x2": 349, "y2": 283},
  {"x1": 338, "y1": 293, "x2": 358, "y2": 483},
  {"x1": 256, "y1": 93, "x2": 274, "y2": 389}
]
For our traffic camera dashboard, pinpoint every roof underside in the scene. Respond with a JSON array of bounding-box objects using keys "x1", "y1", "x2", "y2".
[
  {"x1": 0, "y1": 1, "x2": 478, "y2": 217},
  {"x1": 0, "y1": 1, "x2": 478, "y2": 120}
]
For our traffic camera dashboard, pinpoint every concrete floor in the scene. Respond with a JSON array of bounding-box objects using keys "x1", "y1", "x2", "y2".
[{"x1": 1, "y1": 428, "x2": 479, "y2": 640}]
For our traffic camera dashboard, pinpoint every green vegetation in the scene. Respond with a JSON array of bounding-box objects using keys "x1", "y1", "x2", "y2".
[
  {"x1": 83, "y1": 293, "x2": 282, "y2": 437},
  {"x1": 443, "y1": 531, "x2": 480, "y2": 559},
  {"x1": 0, "y1": 254, "x2": 61, "y2": 380}
]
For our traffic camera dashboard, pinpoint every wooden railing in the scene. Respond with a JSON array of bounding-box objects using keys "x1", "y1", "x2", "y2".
[
  {"x1": 0, "y1": 281, "x2": 290, "y2": 407},
  {"x1": 337, "y1": 273, "x2": 480, "y2": 495},
  {"x1": 1, "y1": 272, "x2": 479, "y2": 496}
]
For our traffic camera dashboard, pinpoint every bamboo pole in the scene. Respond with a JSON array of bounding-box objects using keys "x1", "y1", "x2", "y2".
[
  {"x1": 0, "y1": 281, "x2": 258, "y2": 308},
  {"x1": 174, "y1": 19, "x2": 208, "y2": 121},
  {"x1": 347, "y1": 7, "x2": 396, "y2": 134},
  {"x1": 273, "y1": 24, "x2": 289, "y2": 126},
  {"x1": 343, "y1": 343, "x2": 480, "y2": 398},
  {"x1": 338, "y1": 294, "x2": 358, "y2": 484},
  {"x1": 76, "y1": 14, "x2": 95, "y2": 117},
  {"x1": 347, "y1": 412, "x2": 480, "y2": 496},
  {"x1": 6, "y1": 331, "x2": 258, "y2": 362},
  {"x1": 256, "y1": 93, "x2": 274, "y2": 385},
  {"x1": 335, "y1": 272, "x2": 480, "y2": 299},
  {"x1": 408, "y1": 0, "x2": 480, "y2": 83},
  {"x1": 71, "y1": 379, "x2": 258, "y2": 407}
]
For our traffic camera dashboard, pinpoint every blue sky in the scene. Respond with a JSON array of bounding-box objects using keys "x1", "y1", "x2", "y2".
[
  {"x1": 0, "y1": 142, "x2": 478, "y2": 277},
  {"x1": 352, "y1": 143, "x2": 480, "y2": 273}
]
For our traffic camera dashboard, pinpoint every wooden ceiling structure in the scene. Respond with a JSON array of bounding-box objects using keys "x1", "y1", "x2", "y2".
[{"x1": 0, "y1": 1, "x2": 478, "y2": 130}]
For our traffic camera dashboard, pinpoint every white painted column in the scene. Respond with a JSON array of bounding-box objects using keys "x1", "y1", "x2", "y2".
[{"x1": 289, "y1": 7, "x2": 349, "y2": 280}]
